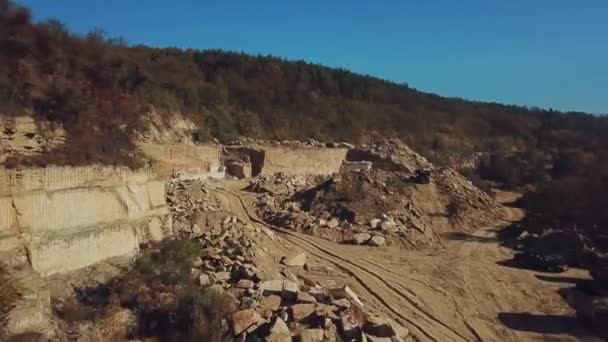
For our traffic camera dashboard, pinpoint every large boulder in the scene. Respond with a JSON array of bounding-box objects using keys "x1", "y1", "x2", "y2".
[
  {"x1": 368, "y1": 235, "x2": 386, "y2": 247},
  {"x1": 364, "y1": 315, "x2": 410, "y2": 340},
  {"x1": 297, "y1": 291, "x2": 317, "y2": 304},
  {"x1": 261, "y1": 295, "x2": 282, "y2": 311},
  {"x1": 328, "y1": 285, "x2": 364, "y2": 307},
  {"x1": 352, "y1": 233, "x2": 372, "y2": 245},
  {"x1": 230, "y1": 309, "x2": 265, "y2": 336},
  {"x1": 299, "y1": 329, "x2": 325, "y2": 342},
  {"x1": 380, "y1": 220, "x2": 397, "y2": 233},
  {"x1": 291, "y1": 303, "x2": 316, "y2": 322},
  {"x1": 283, "y1": 252, "x2": 307, "y2": 267}
]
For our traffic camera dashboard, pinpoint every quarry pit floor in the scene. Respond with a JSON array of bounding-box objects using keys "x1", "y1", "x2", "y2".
[{"x1": 211, "y1": 181, "x2": 598, "y2": 342}]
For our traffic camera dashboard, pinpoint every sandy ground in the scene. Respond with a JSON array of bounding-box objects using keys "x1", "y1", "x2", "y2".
[{"x1": 210, "y1": 181, "x2": 602, "y2": 342}]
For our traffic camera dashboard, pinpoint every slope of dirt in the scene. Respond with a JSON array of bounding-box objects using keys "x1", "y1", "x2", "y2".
[
  {"x1": 251, "y1": 140, "x2": 504, "y2": 249},
  {"x1": 210, "y1": 181, "x2": 600, "y2": 342}
]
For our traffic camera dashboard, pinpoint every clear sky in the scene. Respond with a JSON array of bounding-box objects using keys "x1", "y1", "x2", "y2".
[{"x1": 18, "y1": 0, "x2": 608, "y2": 114}]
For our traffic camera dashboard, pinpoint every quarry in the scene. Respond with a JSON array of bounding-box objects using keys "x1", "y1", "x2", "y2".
[{"x1": 0, "y1": 115, "x2": 601, "y2": 341}]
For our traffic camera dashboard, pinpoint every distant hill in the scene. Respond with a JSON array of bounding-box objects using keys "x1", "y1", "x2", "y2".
[{"x1": 1, "y1": 0, "x2": 607, "y2": 174}]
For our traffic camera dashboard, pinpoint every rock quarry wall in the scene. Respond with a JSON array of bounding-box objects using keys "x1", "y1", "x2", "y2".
[
  {"x1": 0, "y1": 116, "x2": 65, "y2": 164},
  {"x1": 1, "y1": 131, "x2": 349, "y2": 277},
  {"x1": 0, "y1": 166, "x2": 172, "y2": 276},
  {"x1": 260, "y1": 146, "x2": 349, "y2": 176},
  {"x1": 139, "y1": 142, "x2": 225, "y2": 179}
]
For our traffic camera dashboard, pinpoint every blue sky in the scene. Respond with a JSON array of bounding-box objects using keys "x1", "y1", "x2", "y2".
[{"x1": 19, "y1": 0, "x2": 608, "y2": 113}]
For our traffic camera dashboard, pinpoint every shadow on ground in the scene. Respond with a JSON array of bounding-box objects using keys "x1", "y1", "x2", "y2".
[
  {"x1": 497, "y1": 312, "x2": 591, "y2": 338},
  {"x1": 443, "y1": 231, "x2": 497, "y2": 243},
  {"x1": 535, "y1": 274, "x2": 584, "y2": 284},
  {"x1": 495, "y1": 258, "x2": 526, "y2": 270}
]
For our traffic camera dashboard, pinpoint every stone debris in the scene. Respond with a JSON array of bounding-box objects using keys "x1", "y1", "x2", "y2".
[
  {"x1": 368, "y1": 235, "x2": 386, "y2": 247},
  {"x1": 297, "y1": 291, "x2": 317, "y2": 304},
  {"x1": 134, "y1": 140, "x2": 504, "y2": 341},
  {"x1": 299, "y1": 328, "x2": 326, "y2": 342},
  {"x1": 352, "y1": 233, "x2": 372, "y2": 245},
  {"x1": 261, "y1": 295, "x2": 282, "y2": 311},
  {"x1": 269, "y1": 316, "x2": 291, "y2": 335},
  {"x1": 291, "y1": 303, "x2": 316, "y2": 321},
  {"x1": 328, "y1": 285, "x2": 365, "y2": 308},
  {"x1": 163, "y1": 178, "x2": 413, "y2": 342},
  {"x1": 251, "y1": 138, "x2": 504, "y2": 250},
  {"x1": 282, "y1": 252, "x2": 307, "y2": 267},
  {"x1": 246, "y1": 172, "x2": 313, "y2": 195},
  {"x1": 230, "y1": 308, "x2": 266, "y2": 335}
]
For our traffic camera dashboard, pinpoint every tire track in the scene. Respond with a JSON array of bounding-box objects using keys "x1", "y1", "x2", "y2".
[
  {"x1": 214, "y1": 188, "x2": 471, "y2": 342},
  {"x1": 362, "y1": 258, "x2": 450, "y2": 297}
]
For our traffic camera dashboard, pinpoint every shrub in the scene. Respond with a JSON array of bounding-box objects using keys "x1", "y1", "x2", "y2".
[
  {"x1": 112, "y1": 239, "x2": 234, "y2": 341},
  {"x1": 0, "y1": 268, "x2": 22, "y2": 322}
]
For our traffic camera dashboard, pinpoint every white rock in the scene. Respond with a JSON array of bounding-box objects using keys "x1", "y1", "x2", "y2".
[
  {"x1": 328, "y1": 285, "x2": 364, "y2": 308},
  {"x1": 270, "y1": 317, "x2": 290, "y2": 335},
  {"x1": 368, "y1": 235, "x2": 386, "y2": 247},
  {"x1": 352, "y1": 233, "x2": 372, "y2": 245},
  {"x1": 199, "y1": 274, "x2": 212, "y2": 286},
  {"x1": 260, "y1": 280, "x2": 284, "y2": 294},
  {"x1": 283, "y1": 252, "x2": 307, "y2": 267},
  {"x1": 370, "y1": 218, "x2": 381, "y2": 229},
  {"x1": 380, "y1": 220, "x2": 396, "y2": 233},
  {"x1": 326, "y1": 218, "x2": 340, "y2": 229}
]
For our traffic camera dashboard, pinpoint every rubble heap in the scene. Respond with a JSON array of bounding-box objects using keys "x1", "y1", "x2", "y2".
[
  {"x1": 165, "y1": 179, "x2": 413, "y2": 341},
  {"x1": 252, "y1": 139, "x2": 504, "y2": 248},
  {"x1": 166, "y1": 178, "x2": 224, "y2": 237},
  {"x1": 193, "y1": 234, "x2": 412, "y2": 341},
  {"x1": 245, "y1": 172, "x2": 317, "y2": 196},
  {"x1": 360, "y1": 138, "x2": 432, "y2": 172},
  {"x1": 228, "y1": 137, "x2": 354, "y2": 149}
]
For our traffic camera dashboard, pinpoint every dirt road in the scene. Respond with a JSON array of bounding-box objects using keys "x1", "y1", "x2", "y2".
[{"x1": 212, "y1": 184, "x2": 599, "y2": 342}]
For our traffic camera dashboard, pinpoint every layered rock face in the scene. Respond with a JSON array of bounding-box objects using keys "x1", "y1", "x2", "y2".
[
  {"x1": 0, "y1": 166, "x2": 171, "y2": 276},
  {"x1": 0, "y1": 116, "x2": 66, "y2": 164},
  {"x1": 139, "y1": 142, "x2": 225, "y2": 179}
]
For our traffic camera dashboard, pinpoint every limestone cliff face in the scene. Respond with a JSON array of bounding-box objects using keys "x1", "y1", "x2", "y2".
[
  {"x1": 138, "y1": 142, "x2": 225, "y2": 179},
  {"x1": 0, "y1": 166, "x2": 171, "y2": 276},
  {"x1": 261, "y1": 146, "x2": 349, "y2": 176},
  {"x1": 0, "y1": 116, "x2": 66, "y2": 164}
]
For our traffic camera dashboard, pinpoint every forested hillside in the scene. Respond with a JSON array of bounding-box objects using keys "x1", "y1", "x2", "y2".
[{"x1": 1, "y1": 0, "x2": 607, "y2": 178}]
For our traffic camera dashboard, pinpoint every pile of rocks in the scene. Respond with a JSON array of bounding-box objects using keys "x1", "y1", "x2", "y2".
[
  {"x1": 191, "y1": 215, "x2": 262, "y2": 290},
  {"x1": 227, "y1": 282, "x2": 411, "y2": 341},
  {"x1": 246, "y1": 172, "x2": 313, "y2": 195},
  {"x1": 228, "y1": 137, "x2": 354, "y2": 149},
  {"x1": 253, "y1": 170, "x2": 437, "y2": 247},
  {"x1": 221, "y1": 255, "x2": 411, "y2": 342},
  {"x1": 433, "y1": 167, "x2": 504, "y2": 226},
  {"x1": 358, "y1": 138, "x2": 432, "y2": 173},
  {"x1": 166, "y1": 178, "x2": 223, "y2": 235},
  {"x1": 257, "y1": 200, "x2": 415, "y2": 248},
  {"x1": 173, "y1": 200, "x2": 411, "y2": 340}
]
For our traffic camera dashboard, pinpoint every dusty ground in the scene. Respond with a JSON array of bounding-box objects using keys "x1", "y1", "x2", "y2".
[{"x1": 210, "y1": 181, "x2": 601, "y2": 342}]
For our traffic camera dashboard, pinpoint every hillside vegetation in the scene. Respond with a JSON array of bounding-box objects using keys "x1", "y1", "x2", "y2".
[
  {"x1": 2, "y1": 1, "x2": 607, "y2": 165},
  {"x1": 1, "y1": 1, "x2": 608, "y2": 243}
]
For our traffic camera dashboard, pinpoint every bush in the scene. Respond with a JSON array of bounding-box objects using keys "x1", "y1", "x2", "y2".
[
  {"x1": 0, "y1": 268, "x2": 22, "y2": 322},
  {"x1": 116, "y1": 239, "x2": 234, "y2": 341},
  {"x1": 61, "y1": 239, "x2": 235, "y2": 341}
]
